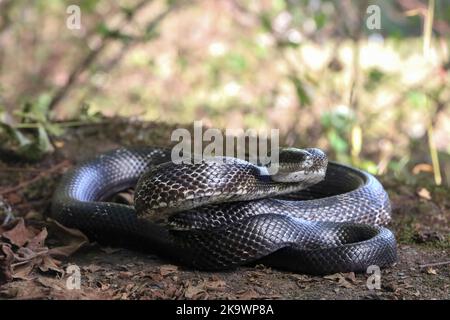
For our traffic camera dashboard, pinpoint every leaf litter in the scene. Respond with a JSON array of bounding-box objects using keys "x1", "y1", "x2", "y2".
[{"x1": 0, "y1": 218, "x2": 88, "y2": 285}]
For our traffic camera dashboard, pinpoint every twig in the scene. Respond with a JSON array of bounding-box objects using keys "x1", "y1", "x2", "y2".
[
  {"x1": 0, "y1": 0, "x2": 14, "y2": 35},
  {"x1": 0, "y1": 160, "x2": 71, "y2": 195},
  {"x1": 0, "y1": 166, "x2": 42, "y2": 173},
  {"x1": 12, "y1": 120, "x2": 109, "y2": 129},
  {"x1": 46, "y1": 0, "x2": 152, "y2": 113},
  {"x1": 74, "y1": 3, "x2": 181, "y2": 105},
  {"x1": 15, "y1": 199, "x2": 49, "y2": 211},
  {"x1": 422, "y1": 0, "x2": 442, "y2": 186},
  {"x1": 419, "y1": 260, "x2": 450, "y2": 268}
]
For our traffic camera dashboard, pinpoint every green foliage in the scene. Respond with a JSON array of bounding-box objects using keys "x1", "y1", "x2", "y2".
[
  {"x1": 0, "y1": 97, "x2": 57, "y2": 161},
  {"x1": 0, "y1": 122, "x2": 54, "y2": 162},
  {"x1": 320, "y1": 108, "x2": 356, "y2": 162},
  {"x1": 96, "y1": 23, "x2": 133, "y2": 42},
  {"x1": 407, "y1": 91, "x2": 428, "y2": 109},
  {"x1": 364, "y1": 68, "x2": 386, "y2": 91},
  {"x1": 0, "y1": 97, "x2": 104, "y2": 161},
  {"x1": 289, "y1": 76, "x2": 311, "y2": 106}
]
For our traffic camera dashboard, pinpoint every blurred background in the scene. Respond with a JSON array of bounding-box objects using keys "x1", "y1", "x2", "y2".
[{"x1": 0, "y1": 0, "x2": 449, "y2": 185}]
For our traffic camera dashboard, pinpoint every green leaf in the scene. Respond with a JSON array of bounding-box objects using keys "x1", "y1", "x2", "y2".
[
  {"x1": 259, "y1": 13, "x2": 273, "y2": 32},
  {"x1": 407, "y1": 91, "x2": 428, "y2": 109},
  {"x1": 44, "y1": 122, "x2": 64, "y2": 136},
  {"x1": 225, "y1": 53, "x2": 247, "y2": 72},
  {"x1": 36, "y1": 123, "x2": 54, "y2": 154},
  {"x1": 0, "y1": 122, "x2": 31, "y2": 147},
  {"x1": 289, "y1": 76, "x2": 311, "y2": 106},
  {"x1": 96, "y1": 23, "x2": 132, "y2": 41},
  {"x1": 314, "y1": 12, "x2": 327, "y2": 29},
  {"x1": 327, "y1": 130, "x2": 348, "y2": 154}
]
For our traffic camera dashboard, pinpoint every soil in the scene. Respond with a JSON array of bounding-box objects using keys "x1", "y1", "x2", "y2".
[{"x1": 0, "y1": 120, "x2": 448, "y2": 300}]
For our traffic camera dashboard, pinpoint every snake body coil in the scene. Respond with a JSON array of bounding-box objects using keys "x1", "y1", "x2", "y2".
[{"x1": 51, "y1": 147, "x2": 397, "y2": 274}]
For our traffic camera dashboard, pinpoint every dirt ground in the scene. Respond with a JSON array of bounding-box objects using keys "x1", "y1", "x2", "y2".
[{"x1": 0, "y1": 120, "x2": 449, "y2": 300}]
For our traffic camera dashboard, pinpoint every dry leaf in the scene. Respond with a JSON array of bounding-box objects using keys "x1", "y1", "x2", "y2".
[
  {"x1": 343, "y1": 272, "x2": 359, "y2": 284},
  {"x1": 205, "y1": 279, "x2": 227, "y2": 291},
  {"x1": 159, "y1": 264, "x2": 178, "y2": 276},
  {"x1": 27, "y1": 228, "x2": 48, "y2": 251},
  {"x1": 84, "y1": 264, "x2": 102, "y2": 273},
  {"x1": 0, "y1": 219, "x2": 67, "y2": 282},
  {"x1": 324, "y1": 273, "x2": 354, "y2": 289},
  {"x1": 417, "y1": 188, "x2": 431, "y2": 201},
  {"x1": 11, "y1": 262, "x2": 35, "y2": 281},
  {"x1": 36, "y1": 277, "x2": 65, "y2": 291},
  {"x1": 37, "y1": 255, "x2": 63, "y2": 274},
  {"x1": 47, "y1": 219, "x2": 89, "y2": 257},
  {"x1": 0, "y1": 244, "x2": 14, "y2": 284},
  {"x1": 184, "y1": 284, "x2": 207, "y2": 299},
  {"x1": 412, "y1": 163, "x2": 433, "y2": 175},
  {"x1": 236, "y1": 289, "x2": 259, "y2": 300},
  {"x1": 2, "y1": 219, "x2": 36, "y2": 247},
  {"x1": 118, "y1": 271, "x2": 133, "y2": 279},
  {"x1": 426, "y1": 267, "x2": 437, "y2": 275}
]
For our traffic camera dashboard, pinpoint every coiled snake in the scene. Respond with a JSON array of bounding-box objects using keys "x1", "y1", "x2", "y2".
[{"x1": 51, "y1": 147, "x2": 397, "y2": 274}]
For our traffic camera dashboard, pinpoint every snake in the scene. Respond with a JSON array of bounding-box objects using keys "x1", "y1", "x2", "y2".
[{"x1": 51, "y1": 146, "x2": 397, "y2": 275}]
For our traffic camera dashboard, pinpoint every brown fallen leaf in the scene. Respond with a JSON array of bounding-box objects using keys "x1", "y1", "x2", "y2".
[
  {"x1": 2, "y1": 219, "x2": 37, "y2": 247},
  {"x1": 27, "y1": 228, "x2": 48, "y2": 251},
  {"x1": 417, "y1": 188, "x2": 432, "y2": 201},
  {"x1": 114, "y1": 191, "x2": 134, "y2": 205},
  {"x1": 159, "y1": 264, "x2": 178, "y2": 276},
  {"x1": 343, "y1": 272, "x2": 360, "y2": 284},
  {"x1": 6, "y1": 193, "x2": 22, "y2": 206},
  {"x1": 83, "y1": 264, "x2": 103, "y2": 273},
  {"x1": 184, "y1": 281, "x2": 208, "y2": 299},
  {"x1": 412, "y1": 163, "x2": 433, "y2": 175},
  {"x1": 205, "y1": 278, "x2": 227, "y2": 291},
  {"x1": 47, "y1": 219, "x2": 89, "y2": 257},
  {"x1": 37, "y1": 255, "x2": 63, "y2": 274},
  {"x1": 118, "y1": 271, "x2": 133, "y2": 279},
  {"x1": 0, "y1": 218, "x2": 72, "y2": 283},
  {"x1": 0, "y1": 286, "x2": 19, "y2": 299},
  {"x1": 35, "y1": 277, "x2": 65, "y2": 291},
  {"x1": 11, "y1": 261, "x2": 36, "y2": 281},
  {"x1": 0, "y1": 244, "x2": 14, "y2": 284},
  {"x1": 426, "y1": 267, "x2": 437, "y2": 275},
  {"x1": 236, "y1": 289, "x2": 260, "y2": 300},
  {"x1": 324, "y1": 273, "x2": 354, "y2": 289}
]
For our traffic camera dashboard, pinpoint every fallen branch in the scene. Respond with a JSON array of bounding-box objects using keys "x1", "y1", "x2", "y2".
[
  {"x1": 47, "y1": 0, "x2": 183, "y2": 113},
  {"x1": 419, "y1": 260, "x2": 450, "y2": 268},
  {"x1": 0, "y1": 160, "x2": 71, "y2": 195},
  {"x1": 0, "y1": 167, "x2": 42, "y2": 173}
]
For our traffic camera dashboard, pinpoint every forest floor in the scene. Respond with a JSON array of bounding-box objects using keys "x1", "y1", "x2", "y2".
[{"x1": 0, "y1": 120, "x2": 449, "y2": 300}]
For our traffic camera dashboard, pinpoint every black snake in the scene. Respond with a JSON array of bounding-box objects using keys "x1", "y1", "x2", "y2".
[{"x1": 51, "y1": 147, "x2": 397, "y2": 274}]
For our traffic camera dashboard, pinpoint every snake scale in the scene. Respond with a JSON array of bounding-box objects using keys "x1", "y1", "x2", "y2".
[{"x1": 51, "y1": 146, "x2": 397, "y2": 274}]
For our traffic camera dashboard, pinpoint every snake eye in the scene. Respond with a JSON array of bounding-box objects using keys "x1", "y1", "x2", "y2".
[{"x1": 303, "y1": 148, "x2": 328, "y2": 168}]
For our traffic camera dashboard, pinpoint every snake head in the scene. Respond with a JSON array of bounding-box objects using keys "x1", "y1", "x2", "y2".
[{"x1": 270, "y1": 147, "x2": 328, "y2": 183}]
